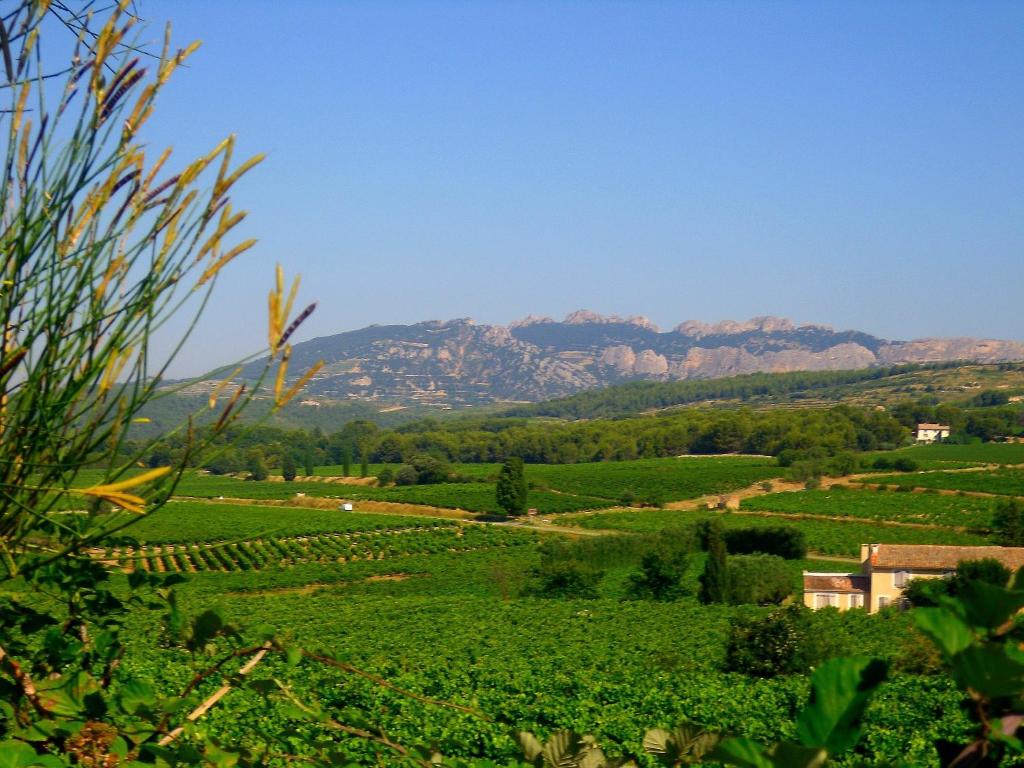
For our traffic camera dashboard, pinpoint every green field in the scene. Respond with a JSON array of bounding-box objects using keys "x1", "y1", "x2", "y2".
[
  {"x1": 167, "y1": 456, "x2": 783, "y2": 514},
  {"x1": 562, "y1": 508, "x2": 991, "y2": 557},
  {"x1": 741, "y1": 487, "x2": 998, "y2": 530},
  {"x1": 116, "y1": 534, "x2": 969, "y2": 767},
  {"x1": 864, "y1": 468, "x2": 1024, "y2": 497},
  {"x1": 130, "y1": 501, "x2": 450, "y2": 543},
  {"x1": 524, "y1": 456, "x2": 780, "y2": 501},
  {"x1": 887, "y1": 442, "x2": 1024, "y2": 465}
]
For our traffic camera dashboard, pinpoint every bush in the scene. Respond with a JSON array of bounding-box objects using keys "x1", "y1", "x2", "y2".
[
  {"x1": 524, "y1": 559, "x2": 603, "y2": 599},
  {"x1": 724, "y1": 526, "x2": 807, "y2": 560},
  {"x1": 376, "y1": 467, "x2": 395, "y2": 486},
  {"x1": 872, "y1": 457, "x2": 893, "y2": 471},
  {"x1": 246, "y1": 449, "x2": 268, "y2": 481},
  {"x1": 952, "y1": 558, "x2": 1011, "y2": 593},
  {"x1": 410, "y1": 454, "x2": 451, "y2": 485},
  {"x1": 393, "y1": 465, "x2": 418, "y2": 486},
  {"x1": 893, "y1": 457, "x2": 919, "y2": 472},
  {"x1": 725, "y1": 554, "x2": 793, "y2": 605},
  {"x1": 282, "y1": 454, "x2": 297, "y2": 482},
  {"x1": 993, "y1": 499, "x2": 1024, "y2": 547},
  {"x1": 725, "y1": 605, "x2": 838, "y2": 677},
  {"x1": 627, "y1": 541, "x2": 689, "y2": 601},
  {"x1": 903, "y1": 576, "x2": 950, "y2": 608}
]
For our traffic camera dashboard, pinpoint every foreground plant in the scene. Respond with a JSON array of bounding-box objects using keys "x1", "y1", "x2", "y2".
[{"x1": 0, "y1": 1, "x2": 326, "y2": 764}]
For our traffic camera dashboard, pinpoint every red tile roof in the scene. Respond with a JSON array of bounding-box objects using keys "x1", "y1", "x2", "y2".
[
  {"x1": 871, "y1": 544, "x2": 1024, "y2": 570},
  {"x1": 803, "y1": 573, "x2": 869, "y2": 593}
]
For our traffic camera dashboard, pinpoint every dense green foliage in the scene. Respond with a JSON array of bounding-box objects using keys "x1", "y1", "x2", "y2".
[
  {"x1": 724, "y1": 554, "x2": 794, "y2": 605},
  {"x1": 723, "y1": 526, "x2": 808, "y2": 560},
  {"x1": 496, "y1": 457, "x2": 528, "y2": 515},
  {"x1": 505, "y1": 364, "x2": 962, "y2": 419},
  {"x1": 567, "y1": 509, "x2": 992, "y2": 557}
]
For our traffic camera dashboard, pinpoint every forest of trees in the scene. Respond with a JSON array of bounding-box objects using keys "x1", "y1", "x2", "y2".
[{"x1": 134, "y1": 392, "x2": 1023, "y2": 473}]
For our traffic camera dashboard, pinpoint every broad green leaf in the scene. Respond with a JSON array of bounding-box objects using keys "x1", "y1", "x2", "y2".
[
  {"x1": 190, "y1": 608, "x2": 225, "y2": 647},
  {"x1": 913, "y1": 608, "x2": 973, "y2": 657},
  {"x1": 952, "y1": 645, "x2": 1024, "y2": 698},
  {"x1": 795, "y1": 656, "x2": 887, "y2": 753},
  {"x1": 0, "y1": 741, "x2": 40, "y2": 768},
  {"x1": 953, "y1": 582, "x2": 1024, "y2": 630},
  {"x1": 119, "y1": 679, "x2": 157, "y2": 715},
  {"x1": 709, "y1": 737, "x2": 774, "y2": 768},
  {"x1": 768, "y1": 742, "x2": 828, "y2": 768}
]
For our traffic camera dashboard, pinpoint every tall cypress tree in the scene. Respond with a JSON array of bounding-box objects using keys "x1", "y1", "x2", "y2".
[
  {"x1": 281, "y1": 453, "x2": 297, "y2": 482},
  {"x1": 360, "y1": 446, "x2": 369, "y2": 478},
  {"x1": 699, "y1": 521, "x2": 728, "y2": 604},
  {"x1": 496, "y1": 457, "x2": 528, "y2": 516},
  {"x1": 341, "y1": 446, "x2": 352, "y2": 477}
]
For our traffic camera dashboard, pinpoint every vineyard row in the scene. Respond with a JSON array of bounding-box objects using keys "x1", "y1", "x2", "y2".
[{"x1": 96, "y1": 526, "x2": 530, "y2": 574}]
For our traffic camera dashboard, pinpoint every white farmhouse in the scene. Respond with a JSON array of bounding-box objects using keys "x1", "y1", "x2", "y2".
[{"x1": 915, "y1": 423, "x2": 950, "y2": 444}]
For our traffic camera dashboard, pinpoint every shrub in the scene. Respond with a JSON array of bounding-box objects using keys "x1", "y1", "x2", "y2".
[
  {"x1": 724, "y1": 526, "x2": 807, "y2": 560},
  {"x1": 893, "y1": 457, "x2": 919, "y2": 472},
  {"x1": 698, "y1": 521, "x2": 728, "y2": 605},
  {"x1": 246, "y1": 449, "x2": 269, "y2": 481},
  {"x1": 394, "y1": 465, "x2": 418, "y2": 486},
  {"x1": 993, "y1": 499, "x2": 1024, "y2": 546},
  {"x1": 627, "y1": 543, "x2": 689, "y2": 601},
  {"x1": 725, "y1": 605, "x2": 839, "y2": 677},
  {"x1": 410, "y1": 454, "x2": 451, "y2": 485},
  {"x1": 725, "y1": 554, "x2": 793, "y2": 605},
  {"x1": 376, "y1": 467, "x2": 395, "y2": 486},
  {"x1": 524, "y1": 559, "x2": 603, "y2": 599},
  {"x1": 903, "y1": 576, "x2": 950, "y2": 607},
  {"x1": 952, "y1": 558, "x2": 1011, "y2": 593},
  {"x1": 282, "y1": 454, "x2": 297, "y2": 482}
]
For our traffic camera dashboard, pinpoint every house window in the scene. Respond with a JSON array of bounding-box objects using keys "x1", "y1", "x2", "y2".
[
  {"x1": 814, "y1": 593, "x2": 838, "y2": 609},
  {"x1": 894, "y1": 571, "x2": 911, "y2": 588},
  {"x1": 878, "y1": 595, "x2": 890, "y2": 610},
  {"x1": 849, "y1": 593, "x2": 864, "y2": 609}
]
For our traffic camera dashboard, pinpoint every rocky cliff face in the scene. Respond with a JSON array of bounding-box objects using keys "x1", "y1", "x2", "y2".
[{"x1": 240, "y1": 313, "x2": 1024, "y2": 406}]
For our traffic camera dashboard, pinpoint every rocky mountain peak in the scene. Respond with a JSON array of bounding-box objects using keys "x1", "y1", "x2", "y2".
[{"x1": 561, "y1": 309, "x2": 659, "y2": 331}]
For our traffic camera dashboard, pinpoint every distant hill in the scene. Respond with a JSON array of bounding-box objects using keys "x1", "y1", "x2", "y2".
[
  {"x1": 506, "y1": 362, "x2": 1024, "y2": 419},
  {"x1": 227, "y1": 312, "x2": 1024, "y2": 407}
]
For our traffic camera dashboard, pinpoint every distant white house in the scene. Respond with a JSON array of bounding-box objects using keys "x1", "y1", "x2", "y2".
[{"x1": 915, "y1": 423, "x2": 950, "y2": 444}]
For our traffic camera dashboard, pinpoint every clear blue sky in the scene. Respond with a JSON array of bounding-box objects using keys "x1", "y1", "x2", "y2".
[{"x1": 139, "y1": 1, "x2": 1024, "y2": 376}]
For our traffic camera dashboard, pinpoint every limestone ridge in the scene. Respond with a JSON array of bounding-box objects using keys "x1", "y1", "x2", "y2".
[{"x1": 239, "y1": 312, "x2": 1024, "y2": 406}]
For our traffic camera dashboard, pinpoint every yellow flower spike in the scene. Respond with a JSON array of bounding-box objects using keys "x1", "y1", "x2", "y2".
[
  {"x1": 79, "y1": 466, "x2": 172, "y2": 513},
  {"x1": 208, "y1": 367, "x2": 243, "y2": 409},
  {"x1": 159, "y1": 40, "x2": 202, "y2": 86},
  {"x1": 11, "y1": 83, "x2": 29, "y2": 137},
  {"x1": 141, "y1": 147, "x2": 173, "y2": 194},
  {"x1": 214, "y1": 153, "x2": 265, "y2": 199},
  {"x1": 94, "y1": 256, "x2": 125, "y2": 301},
  {"x1": 212, "y1": 135, "x2": 236, "y2": 199},
  {"x1": 278, "y1": 360, "x2": 325, "y2": 409},
  {"x1": 99, "y1": 346, "x2": 134, "y2": 394},
  {"x1": 131, "y1": 417, "x2": 150, "y2": 424},
  {"x1": 196, "y1": 238, "x2": 256, "y2": 286},
  {"x1": 122, "y1": 83, "x2": 157, "y2": 139},
  {"x1": 273, "y1": 346, "x2": 291, "y2": 404}
]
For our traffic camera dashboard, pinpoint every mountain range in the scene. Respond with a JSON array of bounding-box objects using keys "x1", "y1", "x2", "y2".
[{"x1": 209, "y1": 313, "x2": 1024, "y2": 408}]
